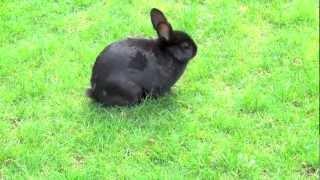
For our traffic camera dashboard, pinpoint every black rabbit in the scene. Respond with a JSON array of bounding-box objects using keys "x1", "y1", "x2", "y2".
[{"x1": 87, "y1": 8, "x2": 197, "y2": 106}]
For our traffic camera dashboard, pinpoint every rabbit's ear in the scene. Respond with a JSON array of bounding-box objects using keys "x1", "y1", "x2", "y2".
[
  {"x1": 150, "y1": 8, "x2": 172, "y2": 41},
  {"x1": 156, "y1": 23, "x2": 172, "y2": 41}
]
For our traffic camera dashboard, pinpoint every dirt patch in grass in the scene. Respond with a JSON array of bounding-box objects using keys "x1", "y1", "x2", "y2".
[{"x1": 301, "y1": 163, "x2": 319, "y2": 177}]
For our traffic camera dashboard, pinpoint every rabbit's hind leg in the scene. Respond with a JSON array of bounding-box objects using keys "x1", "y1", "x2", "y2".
[{"x1": 99, "y1": 79, "x2": 143, "y2": 106}]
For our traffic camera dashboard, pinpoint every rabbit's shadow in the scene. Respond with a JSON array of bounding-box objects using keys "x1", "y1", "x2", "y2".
[{"x1": 83, "y1": 91, "x2": 187, "y2": 129}]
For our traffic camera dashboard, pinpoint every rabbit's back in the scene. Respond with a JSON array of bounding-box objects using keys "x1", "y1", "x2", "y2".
[
  {"x1": 93, "y1": 38, "x2": 184, "y2": 91},
  {"x1": 95, "y1": 39, "x2": 156, "y2": 72}
]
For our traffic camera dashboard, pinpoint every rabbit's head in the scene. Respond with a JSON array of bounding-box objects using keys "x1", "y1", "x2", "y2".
[{"x1": 150, "y1": 8, "x2": 197, "y2": 63}]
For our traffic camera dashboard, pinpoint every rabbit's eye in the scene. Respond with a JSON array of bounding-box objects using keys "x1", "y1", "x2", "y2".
[{"x1": 181, "y1": 42, "x2": 189, "y2": 49}]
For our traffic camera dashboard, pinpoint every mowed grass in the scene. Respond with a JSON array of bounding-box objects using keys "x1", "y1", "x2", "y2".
[{"x1": 0, "y1": 0, "x2": 319, "y2": 179}]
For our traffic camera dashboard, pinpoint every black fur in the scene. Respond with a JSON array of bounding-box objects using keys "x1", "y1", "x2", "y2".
[
  {"x1": 128, "y1": 51, "x2": 148, "y2": 71},
  {"x1": 87, "y1": 8, "x2": 197, "y2": 106}
]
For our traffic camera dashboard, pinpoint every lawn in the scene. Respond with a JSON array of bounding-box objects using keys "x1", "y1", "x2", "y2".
[{"x1": 0, "y1": 0, "x2": 319, "y2": 179}]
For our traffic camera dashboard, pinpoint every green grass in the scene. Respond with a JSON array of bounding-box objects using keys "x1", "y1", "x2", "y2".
[{"x1": 0, "y1": 0, "x2": 319, "y2": 179}]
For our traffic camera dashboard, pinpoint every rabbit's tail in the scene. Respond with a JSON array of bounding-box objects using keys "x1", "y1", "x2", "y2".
[{"x1": 86, "y1": 88, "x2": 94, "y2": 98}]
